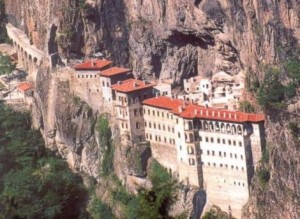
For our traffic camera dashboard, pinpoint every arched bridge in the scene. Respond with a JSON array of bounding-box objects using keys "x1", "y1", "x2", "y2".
[{"x1": 6, "y1": 23, "x2": 45, "y2": 76}]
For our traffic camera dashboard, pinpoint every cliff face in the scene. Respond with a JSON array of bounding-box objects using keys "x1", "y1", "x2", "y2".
[{"x1": 4, "y1": 0, "x2": 300, "y2": 218}]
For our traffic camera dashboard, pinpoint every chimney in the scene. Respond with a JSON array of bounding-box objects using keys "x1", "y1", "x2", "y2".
[
  {"x1": 117, "y1": 81, "x2": 121, "y2": 85},
  {"x1": 212, "y1": 111, "x2": 215, "y2": 117},
  {"x1": 206, "y1": 110, "x2": 209, "y2": 116},
  {"x1": 229, "y1": 113, "x2": 232, "y2": 119},
  {"x1": 155, "y1": 92, "x2": 159, "y2": 98},
  {"x1": 200, "y1": 109, "x2": 203, "y2": 116},
  {"x1": 234, "y1": 114, "x2": 237, "y2": 119},
  {"x1": 218, "y1": 111, "x2": 220, "y2": 117}
]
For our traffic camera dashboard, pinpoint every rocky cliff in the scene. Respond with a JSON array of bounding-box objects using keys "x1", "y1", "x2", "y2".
[{"x1": 4, "y1": 0, "x2": 300, "y2": 218}]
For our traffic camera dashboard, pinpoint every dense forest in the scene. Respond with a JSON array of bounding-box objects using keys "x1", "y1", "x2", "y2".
[{"x1": 0, "y1": 102, "x2": 88, "y2": 218}]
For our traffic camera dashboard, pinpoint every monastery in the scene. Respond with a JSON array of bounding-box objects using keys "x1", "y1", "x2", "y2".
[
  {"x1": 71, "y1": 58, "x2": 265, "y2": 218},
  {"x1": 4, "y1": 27, "x2": 265, "y2": 217}
]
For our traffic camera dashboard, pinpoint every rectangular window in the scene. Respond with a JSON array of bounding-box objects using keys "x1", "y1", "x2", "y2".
[
  {"x1": 222, "y1": 139, "x2": 225, "y2": 144},
  {"x1": 241, "y1": 155, "x2": 243, "y2": 160},
  {"x1": 176, "y1": 118, "x2": 179, "y2": 124},
  {"x1": 217, "y1": 138, "x2": 220, "y2": 144},
  {"x1": 178, "y1": 133, "x2": 181, "y2": 138},
  {"x1": 210, "y1": 137, "x2": 214, "y2": 143},
  {"x1": 134, "y1": 109, "x2": 138, "y2": 116},
  {"x1": 224, "y1": 152, "x2": 226, "y2": 157},
  {"x1": 228, "y1": 140, "x2": 232, "y2": 145},
  {"x1": 212, "y1": 151, "x2": 215, "y2": 156},
  {"x1": 205, "y1": 137, "x2": 208, "y2": 142},
  {"x1": 219, "y1": 151, "x2": 222, "y2": 157},
  {"x1": 140, "y1": 108, "x2": 143, "y2": 115},
  {"x1": 239, "y1": 141, "x2": 242, "y2": 147},
  {"x1": 233, "y1": 140, "x2": 236, "y2": 146},
  {"x1": 157, "y1": 111, "x2": 160, "y2": 117},
  {"x1": 207, "y1": 150, "x2": 210, "y2": 155}
]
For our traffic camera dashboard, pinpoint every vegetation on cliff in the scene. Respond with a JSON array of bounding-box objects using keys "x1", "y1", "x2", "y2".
[
  {"x1": 0, "y1": 0, "x2": 9, "y2": 43},
  {"x1": 0, "y1": 102, "x2": 88, "y2": 218}
]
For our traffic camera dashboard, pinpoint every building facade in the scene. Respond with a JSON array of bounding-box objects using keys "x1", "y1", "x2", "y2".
[
  {"x1": 112, "y1": 79, "x2": 156, "y2": 143},
  {"x1": 143, "y1": 96, "x2": 265, "y2": 218}
]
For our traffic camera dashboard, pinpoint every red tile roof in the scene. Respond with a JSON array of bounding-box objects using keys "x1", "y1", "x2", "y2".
[
  {"x1": 100, "y1": 67, "x2": 131, "y2": 77},
  {"x1": 111, "y1": 79, "x2": 156, "y2": 93},
  {"x1": 17, "y1": 82, "x2": 33, "y2": 92},
  {"x1": 74, "y1": 59, "x2": 112, "y2": 71},
  {"x1": 142, "y1": 96, "x2": 265, "y2": 123},
  {"x1": 143, "y1": 96, "x2": 183, "y2": 110}
]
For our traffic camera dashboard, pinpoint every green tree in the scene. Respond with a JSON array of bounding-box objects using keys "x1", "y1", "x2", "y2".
[
  {"x1": 257, "y1": 67, "x2": 285, "y2": 109},
  {"x1": 284, "y1": 59, "x2": 300, "y2": 84},
  {"x1": 0, "y1": 54, "x2": 15, "y2": 75}
]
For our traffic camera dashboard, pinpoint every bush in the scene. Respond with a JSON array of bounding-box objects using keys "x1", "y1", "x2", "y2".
[
  {"x1": 284, "y1": 59, "x2": 300, "y2": 85},
  {"x1": 96, "y1": 114, "x2": 114, "y2": 176},
  {"x1": 239, "y1": 100, "x2": 255, "y2": 113},
  {"x1": 88, "y1": 196, "x2": 114, "y2": 219},
  {"x1": 257, "y1": 67, "x2": 286, "y2": 110},
  {"x1": 0, "y1": 53, "x2": 16, "y2": 75},
  {"x1": 257, "y1": 168, "x2": 270, "y2": 187}
]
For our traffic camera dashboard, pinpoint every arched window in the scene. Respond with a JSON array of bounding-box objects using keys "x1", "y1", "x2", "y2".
[
  {"x1": 189, "y1": 134, "x2": 194, "y2": 142},
  {"x1": 237, "y1": 125, "x2": 242, "y2": 135},
  {"x1": 221, "y1": 123, "x2": 225, "y2": 133},
  {"x1": 232, "y1": 125, "x2": 237, "y2": 134},
  {"x1": 189, "y1": 158, "x2": 195, "y2": 165},
  {"x1": 188, "y1": 146, "x2": 194, "y2": 154},
  {"x1": 203, "y1": 121, "x2": 208, "y2": 131},
  {"x1": 209, "y1": 122, "x2": 214, "y2": 132},
  {"x1": 226, "y1": 124, "x2": 231, "y2": 133},
  {"x1": 215, "y1": 122, "x2": 220, "y2": 132}
]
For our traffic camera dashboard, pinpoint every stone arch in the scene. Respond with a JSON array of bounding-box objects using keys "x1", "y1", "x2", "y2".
[
  {"x1": 188, "y1": 146, "x2": 194, "y2": 154},
  {"x1": 232, "y1": 125, "x2": 237, "y2": 135},
  {"x1": 33, "y1": 57, "x2": 38, "y2": 64}
]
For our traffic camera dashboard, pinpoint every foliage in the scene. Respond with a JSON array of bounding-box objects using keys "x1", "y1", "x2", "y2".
[
  {"x1": 96, "y1": 114, "x2": 114, "y2": 176},
  {"x1": 257, "y1": 67, "x2": 286, "y2": 110},
  {"x1": 0, "y1": 0, "x2": 9, "y2": 43},
  {"x1": 0, "y1": 53, "x2": 15, "y2": 75},
  {"x1": 126, "y1": 160, "x2": 178, "y2": 219},
  {"x1": 257, "y1": 168, "x2": 270, "y2": 187},
  {"x1": 239, "y1": 100, "x2": 255, "y2": 113},
  {"x1": 88, "y1": 195, "x2": 114, "y2": 219},
  {"x1": 0, "y1": 102, "x2": 87, "y2": 218},
  {"x1": 284, "y1": 59, "x2": 300, "y2": 85},
  {"x1": 260, "y1": 147, "x2": 269, "y2": 164}
]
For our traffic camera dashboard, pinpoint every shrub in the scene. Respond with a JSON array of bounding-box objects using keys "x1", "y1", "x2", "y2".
[
  {"x1": 257, "y1": 168, "x2": 270, "y2": 187},
  {"x1": 257, "y1": 67, "x2": 286, "y2": 110},
  {"x1": 88, "y1": 196, "x2": 114, "y2": 219},
  {"x1": 239, "y1": 100, "x2": 255, "y2": 113}
]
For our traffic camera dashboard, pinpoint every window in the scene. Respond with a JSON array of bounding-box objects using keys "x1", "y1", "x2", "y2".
[
  {"x1": 149, "y1": 134, "x2": 152, "y2": 140},
  {"x1": 224, "y1": 152, "x2": 226, "y2": 157},
  {"x1": 208, "y1": 162, "x2": 211, "y2": 166},
  {"x1": 219, "y1": 151, "x2": 222, "y2": 157},
  {"x1": 213, "y1": 163, "x2": 216, "y2": 167},
  {"x1": 140, "y1": 108, "x2": 143, "y2": 115},
  {"x1": 162, "y1": 112, "x2": 164, "y2": 118},
  {"x1": 200, "y1": 149, "x2": 203, "y2": 154},
  {"x1": 148, "y1": 109, "x2": 150, "y2": 115},
  {"x1": 149, "y1": 122, "x2": 152, "y2": 128},
  {"x1": 233, "y1": 140, "x2": 236, "y2": 146},
  {"x1": 136, "y1": 122, "x2": 140, "y2": 129},
  {"x1": 107, "y1": 82, "x2": 109, "y2": 87},
  {"x1": 90, "y1": 75, "x2": 92, "y2": 78},
  {"x1": 163, "y1": 125, "x2": 165, "y2": 131},
  {"x1": 144, "y1": 122, "x2": 147, "y2": 127},
  {"x1": 212, "y1": 151, "x2": 215, "y2": 156},
  {"x1": 180, "y1": 145, "x2": 182, "y2": 150},
  {"x1": 230, "y1": 153, "x2": 232, "y2": 158},
  {"x1": 205, "y1": 137, "x2": 208, "y2": 142},
  {"x1": 164, "y1": 137, "x2": 167, "y2": 143},
  {"x1": 152, "y1": 110, "x2": 155, "y2": 116},
  {"x1": 134, "y1": 109, "x2": 138, "y2": 116},
  {"x1": 228, "y1": 140, "x2": 232, "y2": 145},
  {"x1": 220, "y1": 164, "x2": 223, "y2": 167},
  {"x1": 217, "y1": 138, "x2": 220, "y2": 144},
  {"x1": 172, "y1": 127, "x2": 175, "y2": 133},
  {"x1": 207, "y1": 150, "x2": 210, "y2": 155},
  {"x1": 154, "y1": 123, "x2": 156, "y2": 129},
  {"x1": 157, "y1": 111, "x2": 160, "y2": 117},
  {"x1": 200, "y1": 136, "x2": 202, "y2": 141},
  {"x1": 189, "y1": 158, "x2": 195, "y2": 165},
  {"x1": 210, "y1": 137, "x2": 214, "y2": 143},
  {"x1": 222, "y1": 139, "x2": 225, "y2": 144},
  {"x1": 176, "y1": 118, "x2": 179, "y2": 124},
  {"x1": 158, "y1": 124, "x2": 161, "y2": 130},
  {"x1": 239, "y1": 141, "x2": 242, "y2": 147},
  {"x1": 241, "y1": 155, "x2": 243, "y2": 160},
  {"x1": 178, "y1": 133, "x2": 181, "y2": 138}
]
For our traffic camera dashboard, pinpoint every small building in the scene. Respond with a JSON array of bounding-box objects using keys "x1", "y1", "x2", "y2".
[
  {"x1": 16, "y1": 81, "x2": 34, "y2": 100},
  {"x1": 74, "y1": 59, "x2": 112, "y2": 80},
  {"x1": 99, "y1": 67, "x2": 133, "y2": 103},
  {"x1": 112, "y1": 79, "x2": 156, "y2": 143},
  {"x1": 153, "y1": 79, "x2": 173, "y2": 97}
]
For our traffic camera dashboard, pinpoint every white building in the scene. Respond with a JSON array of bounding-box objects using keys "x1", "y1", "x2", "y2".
[{"x1": 142, "y1": 96, "x2": 265, "y2": 218}]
